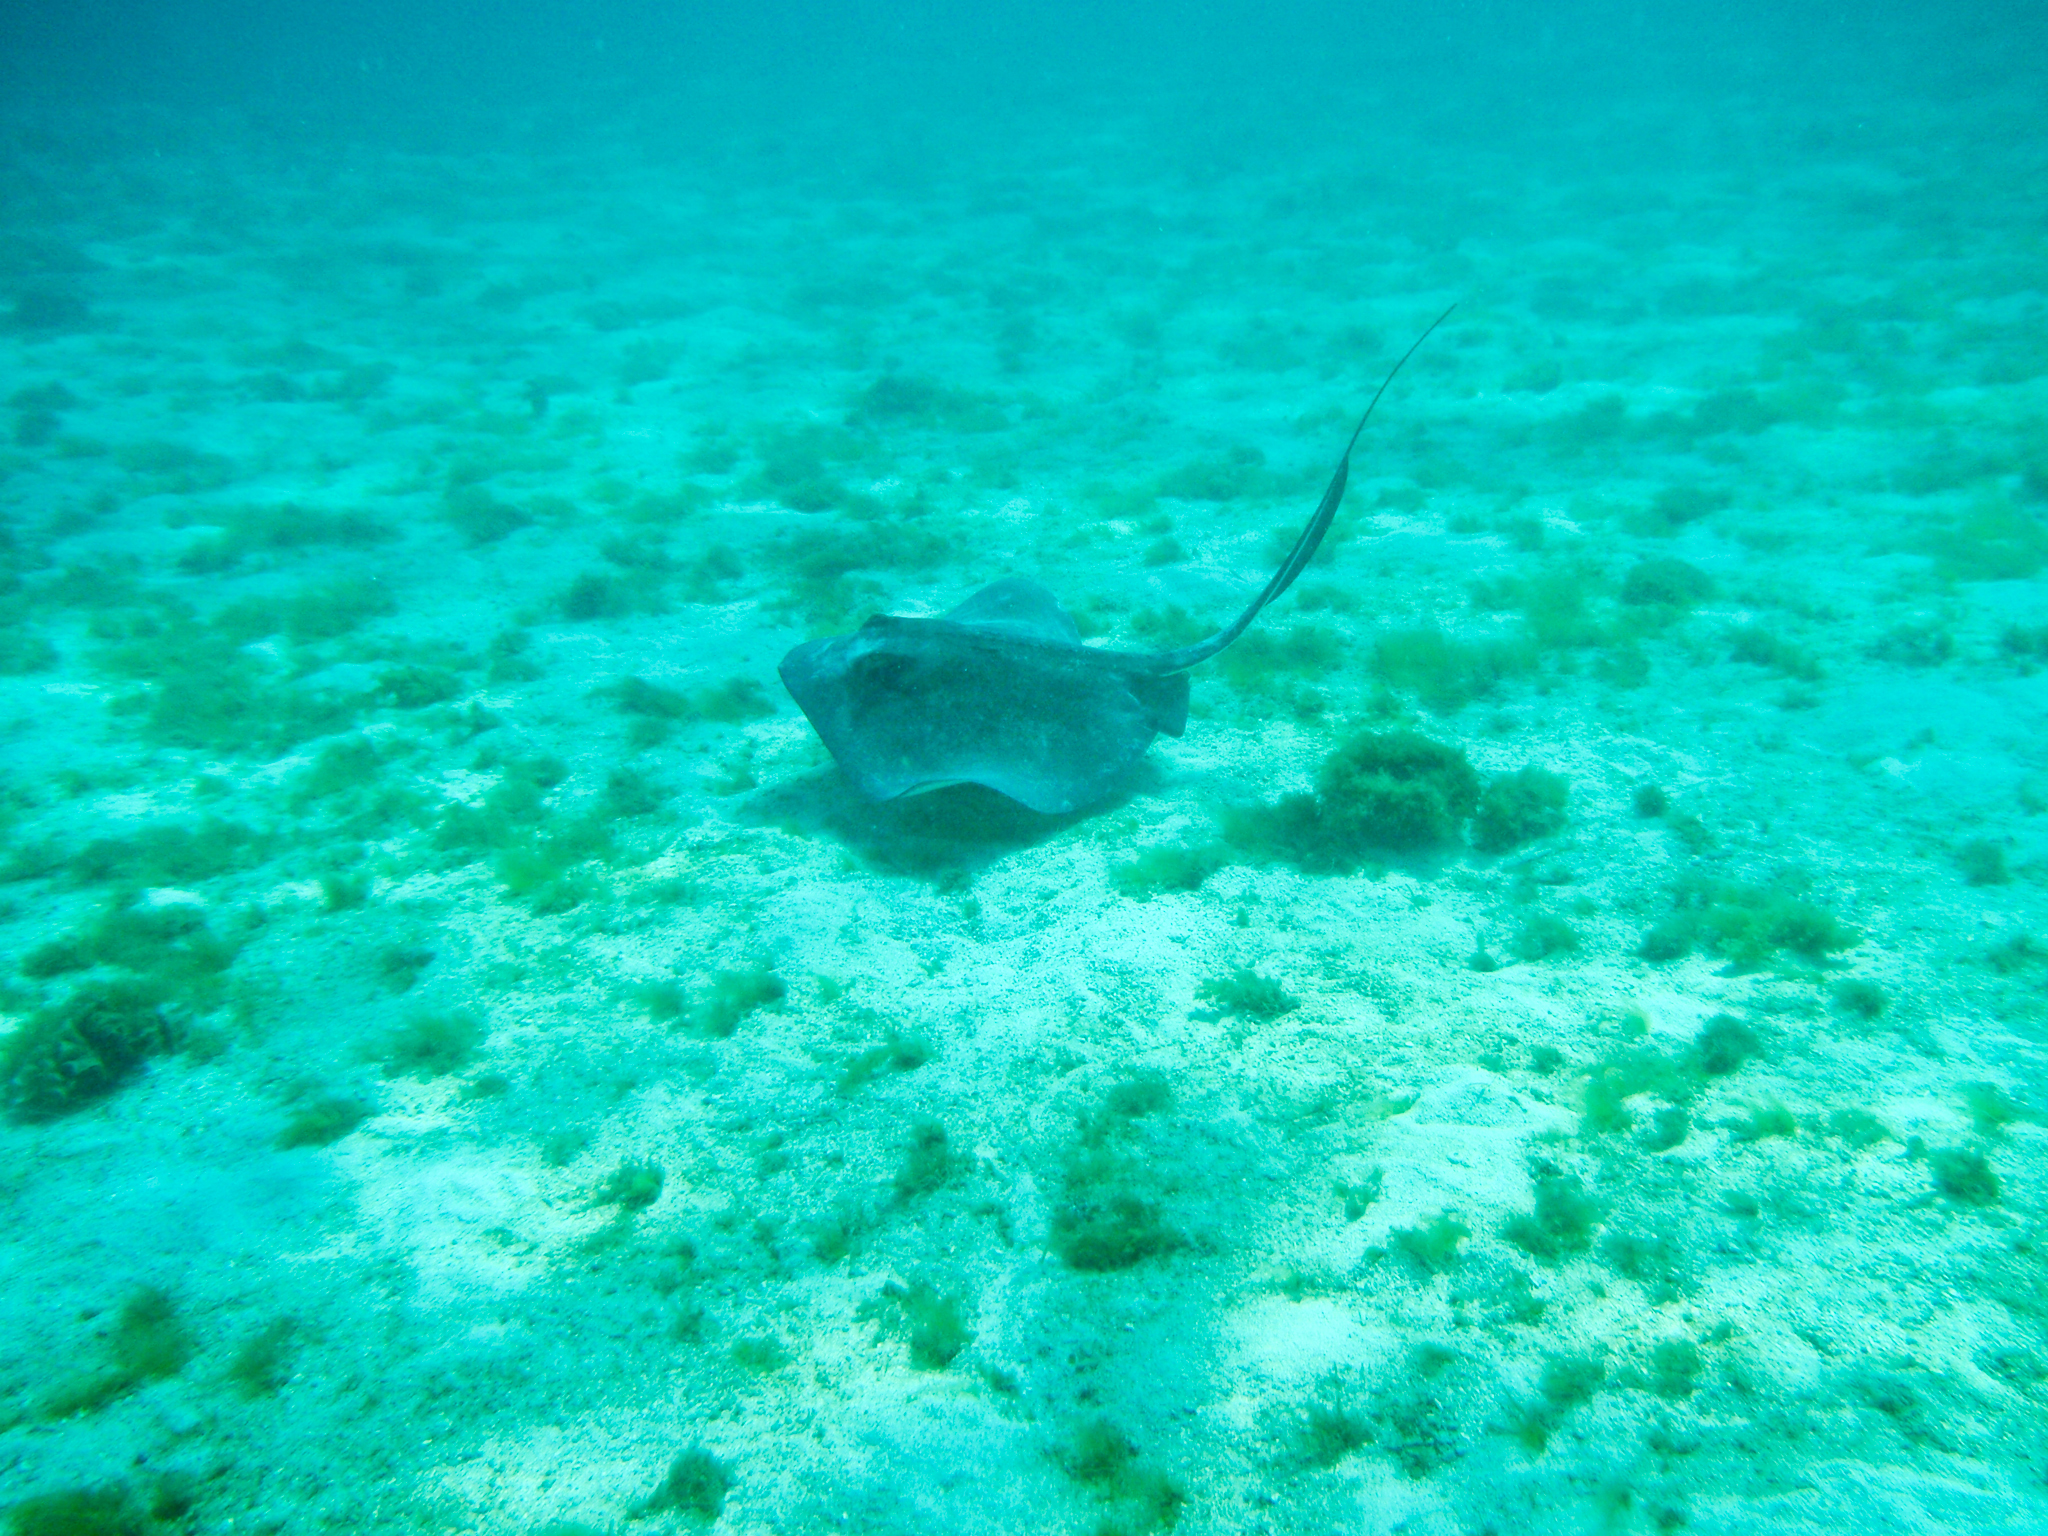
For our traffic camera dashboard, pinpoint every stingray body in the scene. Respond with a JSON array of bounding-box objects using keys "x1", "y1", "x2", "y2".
[
  {"x1": 781, "y1": 576, "x2": 1191, "y2": 813},
  {"x1": 779, "y1": 308, "x2": 1451, "y2": 815}
]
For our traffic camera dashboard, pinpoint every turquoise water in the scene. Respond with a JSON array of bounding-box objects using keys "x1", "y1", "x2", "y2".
[{"x1": 2, "y1": 5, "x2": 2047, "y2": 1531}]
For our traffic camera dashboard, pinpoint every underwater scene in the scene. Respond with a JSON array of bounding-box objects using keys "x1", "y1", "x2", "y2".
[{"x1": 2, "y1": 1, "x2": 2046, "y2": 1531}]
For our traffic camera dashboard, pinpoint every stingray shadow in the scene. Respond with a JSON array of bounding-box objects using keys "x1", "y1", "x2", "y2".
[{"x1": 743, "y1": 764, "x2": 1153, "y2": 884}]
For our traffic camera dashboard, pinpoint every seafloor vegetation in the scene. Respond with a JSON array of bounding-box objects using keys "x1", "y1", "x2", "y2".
[{"x1": 1, "y1": 82, "x2": 2046, "y2": 1536}]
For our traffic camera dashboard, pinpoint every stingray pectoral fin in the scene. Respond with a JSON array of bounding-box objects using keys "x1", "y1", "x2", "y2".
[
  {"x1": 1127, "y1": 670, "x2": 1189, "y2": 738},
  {"x1": 943, "y1": 576, "x2": 1082, "y2": 642}
]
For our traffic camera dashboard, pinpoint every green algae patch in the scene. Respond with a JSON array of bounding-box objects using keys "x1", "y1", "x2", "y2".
[
  {"x1": 1508, "y1": 1351, "x2": 1607, "y2": 1452},
  {"x1": 592, "y1": 1158, "x2": 664, "y2": 1212},
  {"x1": 2, "y1": 980, "x2": 181, "y2": 1123},
  {"x1": 292, "y1": 736, "x2": 382, "y2": 806},
  {"x1": 1050, "y1": 1141, "x2": 1184, "y2": 1272},
  {"x1": 63, "y1": 819, "x2": 266, "y2": 888},
  {"x1": 377, "y1": 1009, "x2": 485, "y2": 1079},
  {"x1": 428, "y1": 752, "x2": 634, "y2": 912},
  {"x1": 95, "y1": 613, "x2": 368, "y2": 756},
  {"x1": 1390, "y1": 1211, "x2": 1470, "y2": 1277},
  {"x1": 1502, "y1": 1170, "x2": 1602, "y2": 1263},
  {"x1": 492, "y1": 819, "x2": 616, "y2": 914},
  {"x1": 1225, "y1": 729, "x2": 1480, "y2": 871},
  {"x1": 1601, "y1": 1224, "x2": 1688, "y2": 1298},
  {"x1": 171, "y1": 501, "x2": 394, "y2": 573},
  {"x1": 1613, "y1": 557, "x2": 1712, "y2": 610},
  {"x1": 107, "y1": 1287, "x2": 193, "y2": 1379},
  {"x1": 1727, "y1": 623, "x2": 1823, "y2": 681},
  {"x1": 1362, "y1": 1343, "x2": 1466, "y2": 1477},
  {"x1": 1648, "y1": 1338, "x2": 1704, "y2": 1398},
  {"x1": 1729, "y1": 1100, "x2": 1797, "y2": 1144},
  {"x1": 273, "y1": 1094, "x2": 373, "y2": 1150},
  {"x1": 1217, "y1": 623, "x2": 1346, "y2": 694},
  {"x1": 894, "y1": 1118, "x2": 953, "y2": 1198},
  {"x1": 23, "y1": 897, "x2": 242, "y2": 1007},
  {"x1": 1579, "y1": 1016, "x2": 1771, "y2": 1140},
  {"x1": 1055, "y1": 1418, "x2": 1183, "y2": 1532},
  {"x1": 1156, "y1": 443, "x2": 1269, "y2": 502},
  {"x1": 1309, "y1": 730, "x2": 1480, "y2": 849},
  {"x1": 1627, "y1": 483, "x2": 1730, "y2": 535},
  {"x1": 1371, "y1": 626, "x2": 1535, "y2": 712},
  {"x1": 1509, "y1": 911, "x2": 1579, "y2": 961},
  {"x1": 633, "y1": 1447, "x2": 731, "y2": 1523},
  {"x1": 375, "y1": 663, "x2": 462, "y2": 709},
  {"x1": 1111, "y1": 841, "x2": 1226, "y2": 898},
  {"x1": 1930, "y1": 1147, "x2": 2000, "y2": 1206},
  {"x1": 837, "y1": 1030, "x2": 931, "y2": 1095},
  {"x1": 1828, "y1": 1107, "x2": 1892, "y2": 1149},
  {"x1": 4, "y1": 1484, "x2": 153, "y2": 1536},
  {"x1": 1197, "y1": 966, "x2": 1299, "y2": 1021},
  {"x1": 1296, "y1": 1397, "x2": 1373, "y2": 1467},
  {"x1": 1639, "y1": 875, "x2": 1859, "y2": 970},
  {"x1": 228, "y1": 1317, "x2": 300, "y2": 1399},
  {"x1": 1472, "y1": 766, "x2": 1570, "y2": 854},
  {"x1": 1923, "y1": 496, "x2": 2048, "y2": 582},
  {"x1": 1053, "y1": 1197, "x2": 1179, "y2": 1271},
  {"x1": 39, "y1": 1287, "x2": 195, "y2": 1420},
  {"x1": 4, "y1": 891, "x2": 251, "y2": 1121},
  {"x1": 604, "y1": 673, "x2": 772, "y2": 747},
  {"x1": 439, "y1": 484, "x2": 532, "y2": 545},
  {"x1": 852, "y1": 373, "x2": 1004, "y2": 433},
  {"x1": 692, "y1": 966, "x2": 785, "y2": 1037},
  {"x1": 861, "y1": 1277, "x2": 972, "y2": 1370},
  {"x1": 747, "y1": 418, "x2": 869, "y2": 511}
]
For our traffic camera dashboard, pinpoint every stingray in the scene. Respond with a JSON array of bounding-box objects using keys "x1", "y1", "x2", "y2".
[{"x1": 779, "y1": 308, "x2": 1453, "y2": 815}]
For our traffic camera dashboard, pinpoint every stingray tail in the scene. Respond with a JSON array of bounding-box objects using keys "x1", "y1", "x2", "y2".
[{"x1": 1150, "y1": 302, "x2": 1456, "y2": 674}]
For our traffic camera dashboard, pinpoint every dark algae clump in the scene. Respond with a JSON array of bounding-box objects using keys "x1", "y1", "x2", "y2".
[
  {"x1": 4, "y1": 1486, "x2": 153, "y2": 1536},
  {"x1": 377, "y1": 1009, "x2": 485, "y2": 1079},
  {"x1": 3, "y1": 981, "x2": 179, "y2": 1123},
  {"x1": 1639, "y1": 873, "x2": 1858, "y2": 969},
  {"x1": 1198, "y1": 965, "x2": 1299, "y2": 1020},
  {"x1": 593, "y1": 1158, "x2": 665, "y2": 1212},
  {"x1": 1648, "y1": 1338, "x2": 1703, "y2": 1398},
  {"x1": 1112, "y1": 840, "x2": 1226, "y2": 897},
  {"x1": 1051, "y1": 1194, "x2": 1180, "y2": 1271},
  {"x1": 228, "y1": 1318, "x2": 300, "y2": 1398},
  {"x1": 273, "y1": 1094, "x2": 373, "y2": 1149},
  {"x1": 894, "y1": 1118, "x2": 953, "y2": 1198},
  {"x1": 1313, "y1": 731, "x2": 1481, "y2": 852},
  {"x1": 1055, "y1": 1419, "x2": 1183, "y2": 1532},
  {"x1": 1693, "y1": 1015, "x2": 1763, "y2": 1076},
  {"x1": 1511, "y1": 1351, "x2": 1606, "y2": 1451},
  {"x1": 1226, "y1": 729, "x2": 1480, "y2": 870},
  {"x1": 1472, "y1": 765, "x2": 1570, "y2": 853},
  {"x1": 696, "y1": 966, "x2": 785, "y2": 1036},
  {"x1": 1930, "y1": 1147, "x2": 2000, "y2": 1206},
  {"x1": 1390, "y1": 1212, "x2": 1470, "y2": 1276},
  {"x1": 1226, "y1": 728, "x2": 1573, "y2": 872},
  {"x1": 863, "y1": 1277, "x2": 972, "y2": 1369},
  {"x1": 1502, "y1": 1169, "x2": 1603, "y2": 1262},
  {"x1": 1832, "y1": 977, "x2": 1888, "y2": 1019},
  {"x1": 634, "y1": 1447, "x2": 731, "y2": 1523},
  {"x1": 1620, "y1": 556, "x2": 1714, "y2": 608},
  {"x1": 40, "y1": 1286, "x2": 194, "y2": 1419}
]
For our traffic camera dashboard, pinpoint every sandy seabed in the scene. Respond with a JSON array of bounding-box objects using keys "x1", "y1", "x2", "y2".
[{"x1": 2, "y1": 83, "x2": 2047, "y2": 1535}]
